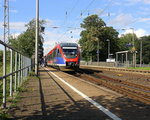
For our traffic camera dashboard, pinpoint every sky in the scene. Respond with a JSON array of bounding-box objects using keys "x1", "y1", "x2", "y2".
[{"x1": 0, "y1": 0, "x2": 150, "y2": 55}]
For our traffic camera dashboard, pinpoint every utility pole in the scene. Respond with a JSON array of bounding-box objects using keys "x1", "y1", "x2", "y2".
[
  {"x1": 130, "y1": 28, "x2": 136, "y2": 67},
  {"x1": 106, "y1": 39, "x2": 110, "y2": 59},
  {"x1": 3, "y1": 0, "x2": 9, "y2": 108},
  {"x1": 35, "y1": 0, "x2": 39, "y2": 76},
  {"x1": 4, "y1": 0, "x2": 9, "y2": 43}
]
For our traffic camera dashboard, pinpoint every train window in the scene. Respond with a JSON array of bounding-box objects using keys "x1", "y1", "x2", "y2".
[
  {"x1": 62, "y1": 47, "x2": 78, "y2": 58},
  {"x1": 57, "y1": 49, "x2": 61, "y2": 57}
]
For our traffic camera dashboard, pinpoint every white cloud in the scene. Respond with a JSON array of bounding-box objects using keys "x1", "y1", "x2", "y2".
[
  {"x1": 138, "y1": 18, "x2": 150, "y2": 23},
  {"x1": 10, "y1": 0, "x2": 16, "y2": 2},
  {"x1": 0, "y1": 22, "x2": 26, "y2": 31},
  {"x1": 112, "y1": 1, "x2": 122, "y2": 6},
  {"x1": 126, "y1": 0, "x2": 150, "y2": 4},
  {"x1": 10, "y1": 22, "x2": 26, "y2": 30},
  {"x1": 123, "y1": 28, "x2": 147, "y2": 38},
  {"x1": 11, "y1": 33, "x2": 20, "y2": 38},
  {"x1": 0, "y1": 32, "x2": 20, "y2": 43},
  {"x1": 45, "y1": 19, "x2": 55, "y2": 27},
  {"x1": 139, "y1": 7, "x2": 150, "y2": 12},
  {"x1": 94, "y1": 9, "x2": 106, "y2": 16},
  {"x1": 94, "y1": 9, "x2": 116, "y2": 18},
  {"x1": 135, "y1": 29, "x2": 148, "y2": 37},
  {"x1": 139, "y1": 0, "x2": 150, "y2": 4},
  {"x1": 109, "y1": 13, "x2": 135, "y2": 27},
  {"x1": 67, "y1": 28, "x2": 82, "y2": 37},
  {"x1": 43, "y1": 30, "x2": 79, "y2": 55},
  {"x1": 0, "y1": 35, "x2": 4, "y2": 41},
  {"x1": 10, "y1": 9, "x2": 18, "y2": 13},
  {"x1": 138, "y1": 7, "x2": 150, "y2": 16}
]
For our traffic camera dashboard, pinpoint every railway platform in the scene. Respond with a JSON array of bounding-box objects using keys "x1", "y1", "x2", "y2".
[
  {"x1": 7, "y1": 67, "x2": 150, "y2": 120},
  {"x1": 8, "y1": 67, "x2": 117, "y2": 120}
]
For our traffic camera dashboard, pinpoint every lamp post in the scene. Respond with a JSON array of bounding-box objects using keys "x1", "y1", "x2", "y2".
[
  {"x1": 97, "y1": 38, "x2": 99, "y2": 65},
  {"x1": 122, "y1": 54, "x2": 124, "y2": 64},
  {"x1": 35, "y1": 0, "x2": 39, "y2": 76},
  {"x1": 130, "y1": 28, "x2": 136, "y2": 67},
  {"x1": 130, "y1": 28, "x2": 135, "y2": 47},
  {"x1": 140, "y1": 38, "x2": 143, "y2": 67},
  {"x1": 106, "y1": 39, "x2": 110, "y2": 59}
]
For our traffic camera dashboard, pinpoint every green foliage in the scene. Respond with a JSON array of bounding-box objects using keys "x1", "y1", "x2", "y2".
[
  {"x1": 79, "y1": 14, "x2": 119, "y2": 61},
  {"x1": 17, "y1": 86, "x2": 28, "y2": 93},
  {"x1": 8, "y1": 19, "x2": 45, "y2": 58},
  {"x1": 0, "y1": 84, "x2": 2, "y2": 104},
  {"x1": 0, "y1": 111, "x2": 10, "y2": 119},
  {"x1": 81, "y1": 14, "x2": 106, "y2": 29},
  {"x1": 25, "y1": 19, "x2": 46, "y2": 32},
  {"x1": 118, "y1": 33, "x2": 137, "y2": 51},
  {"x1": 0, "y1": 50, "x2": 2, "y2": 63},
  {"x1": 17, "y1": 30, "x2": 36, "y2": 57},
  {"x1": 136, "y1": 36, "x2": 150, "y2": 64}
]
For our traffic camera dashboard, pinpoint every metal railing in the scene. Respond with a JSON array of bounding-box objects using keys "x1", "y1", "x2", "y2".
[
  {"x1": 0, "y1": 40, "x2": 32, "y2": 108},
  {"x1": 80, "y1": 61, "x2": 116, "y2": 67},
  {"x1": 80, "y1": 61, "x2": 150, "y2": 68}
]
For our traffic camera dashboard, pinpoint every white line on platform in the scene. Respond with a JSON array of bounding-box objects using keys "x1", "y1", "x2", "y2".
[{"x1": 46, "y1": 68, "x2": 122, "y2": 120}]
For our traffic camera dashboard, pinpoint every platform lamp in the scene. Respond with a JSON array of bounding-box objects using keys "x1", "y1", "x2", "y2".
[
  {"x1": 106, "y1": 39, "x2": 110, "y2": 59},
  {"x1": 35, "y1": 0, "x2": 39, "y2": 76}
]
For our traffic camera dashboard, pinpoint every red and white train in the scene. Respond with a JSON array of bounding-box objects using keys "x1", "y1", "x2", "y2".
[{"x1": 46, "y1": 43, "x2": 80, "y2": 70}]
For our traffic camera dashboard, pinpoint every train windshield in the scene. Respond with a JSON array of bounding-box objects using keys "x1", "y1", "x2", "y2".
[{"x1": 62, "y1": 47, "x2": 78, "y2": 58}]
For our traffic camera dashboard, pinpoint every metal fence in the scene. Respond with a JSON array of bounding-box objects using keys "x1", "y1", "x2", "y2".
[
  {"x1": 80, "y1": 61, "x2": 150, "y2": 68},
  {"x1": 80, "y1": 61, "x2": 116, "y2": 67},
  {"x1": 0, "y1": 40, "x2": 32, "y2": 108}
]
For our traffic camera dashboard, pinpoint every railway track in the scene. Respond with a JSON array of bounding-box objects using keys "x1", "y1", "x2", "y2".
[
  {"x1": 72, "y1": 69, "x2": 150, "y2": 104},
  {"x1": 80, "y1": 65, "x2": 150, "y2": 74}
]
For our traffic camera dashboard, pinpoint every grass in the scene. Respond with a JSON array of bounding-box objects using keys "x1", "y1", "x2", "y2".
[
  {"x1": 0, "y1": 95, "x2": 22, "y2": 119},
  {"x1": 0, "y1": 111, "x2": 11, "y2": 120},
  {"x1": 0, "y1": 62, "x2": 11, "y2": 77},
  {"x1": 127, "y1": 67, "x2": 150, "y2": 70},
  {"x1": 0, "y1": 63, "x2": 2, "y2": 77},
  {"x1": 0, "y1": 75, "x2": 36, "y2": 119},
  {"x1": 0, "y1": 62, "x2": 13, "y2": 105}
]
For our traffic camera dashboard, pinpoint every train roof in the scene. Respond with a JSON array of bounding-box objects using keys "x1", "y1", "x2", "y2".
[
  {"x1": 60, "y1": 43, "x2": 78, "y2": 47},
  {"x1": 46, "y1": 43, "x2": 79, "y2": 56}
]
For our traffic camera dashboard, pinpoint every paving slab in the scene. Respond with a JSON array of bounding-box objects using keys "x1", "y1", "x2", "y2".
[{"x1": 8, "y1": 67, "x2": 113, "y2": 120}]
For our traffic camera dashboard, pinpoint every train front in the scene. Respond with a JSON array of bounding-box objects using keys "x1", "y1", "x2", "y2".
[{"x1": 60, "y1": 43, "x2": 80, "y2": 70}]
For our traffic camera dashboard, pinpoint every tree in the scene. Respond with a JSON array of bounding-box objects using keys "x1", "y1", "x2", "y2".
[
  {"x1": 9, "y1": 19, "x2": 45, "y2": 59},
  {"x1": 79, "y1": 14, "x2": 119, "y2": 61},
  {"x1": 99, "y1": 26, "x2": 119, "y2": 60},
  {"x1": 136, "y1": 36, "x2": 150, "y2": 64},
  {"x1": 118, "y1": 33, "x2": 137, "y2": 51}
]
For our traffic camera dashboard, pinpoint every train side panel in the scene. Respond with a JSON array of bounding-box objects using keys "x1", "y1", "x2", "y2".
[{"x1": 46, "y1": 43, "x2": 80, "y2": 71}]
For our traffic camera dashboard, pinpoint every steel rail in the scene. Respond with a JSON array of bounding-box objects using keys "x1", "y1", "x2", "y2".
[
  {"x1": 80, "y1": 73, "x2": 150, "y2": 104},
  {"x1": 75, "y1": 69, "x2": 150, "y2": 104}
]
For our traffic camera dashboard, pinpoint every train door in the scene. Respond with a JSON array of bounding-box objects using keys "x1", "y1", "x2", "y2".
[{"x1": 56, "y1": 48, "x2": 61, "y2": 57}]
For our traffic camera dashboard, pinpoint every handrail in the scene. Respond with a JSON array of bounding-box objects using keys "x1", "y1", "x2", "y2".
[
  {"x1": 0, "y1": 39, "x2": 32, "y2": 108},
  {"x1": 0, "y1": 65, "x2": 31, "y2": 80},
  {"x1": 0, "y1": 39, "x2": 29, "y2": 58}
]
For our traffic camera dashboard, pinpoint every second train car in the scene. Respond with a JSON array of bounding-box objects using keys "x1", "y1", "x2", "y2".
[{"x1": 46, "y1": 43, "x2": 80, "y2": 70}]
